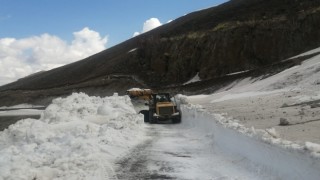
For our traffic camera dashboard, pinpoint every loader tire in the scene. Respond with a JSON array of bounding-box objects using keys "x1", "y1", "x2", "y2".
[
  {"x1": 149, "y1": 110, "x2": 156, "y2": 124},
  {"x1": 173, "y1": 111, "x2": 181, "y2": 124},
  {"x1": 139, "y1": 110, "x2": 149, "y2": 123}
]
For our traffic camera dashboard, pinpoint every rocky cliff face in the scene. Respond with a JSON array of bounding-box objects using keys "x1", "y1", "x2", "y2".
[
  {"x1": 133, "y1": 0, "x2": 320, "y2": 86},
  {"x1": 0, "y1": 0, "x2": 320, "y2": 105}
]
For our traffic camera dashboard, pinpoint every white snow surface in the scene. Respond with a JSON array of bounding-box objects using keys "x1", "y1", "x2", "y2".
[
  {"x1": 189, "y1": 47, "x2": 320, "y2": 105},
  {"x1": 0, "y1": 103, "x2": 45, "y2": 116},
  {"x1": 183, "y1": 72, "x2": 201, "y2": 85},
  {"x1": 0, "y1": 109, "x2": 43, "y2": 116},
  {"x1": 181, "y1": 104, "x2": 320, "y2": 180},
  {"x1": 0, "y1": 104, "x2": 44, "y2": 110},
  {"x1": 293, "y1": 93, "x2": 320, "y2": 103},
  {"x1": 289, "y1": 46, "x2": 320, "y2": 59},
  {"x1": 127, "y1": 48, "x2": 138, "y2": 53},
  {"x1": 185, "y1": 48, "x2": 320, "y2": 178},
  {"x1": 0, "y1": 93, "x2": 145, "y2": 180},
  {"x1": 226, "y1": 70, "x2": 250, "y2": 76},
  {"x1": 210, "y1": 90, "x2": 284, "y2": 103}
]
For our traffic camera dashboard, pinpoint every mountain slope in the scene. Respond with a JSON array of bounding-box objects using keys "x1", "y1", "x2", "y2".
[{"x1": 0, "y1": 0, "x2": 320, "y2": 106}]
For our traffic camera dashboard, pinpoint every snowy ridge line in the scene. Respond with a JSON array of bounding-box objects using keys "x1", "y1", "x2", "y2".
[{"x1": 181, "y1": 104, "x2": 320, "y2": 180}]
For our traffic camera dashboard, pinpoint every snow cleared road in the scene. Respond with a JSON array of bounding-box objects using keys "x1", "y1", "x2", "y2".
[
  {"x1": 0, "y1": 93, "x2": 319, "y2": 180},
  {"x1": 115, "y1": 124, "x2": 275, "y2": 180}
]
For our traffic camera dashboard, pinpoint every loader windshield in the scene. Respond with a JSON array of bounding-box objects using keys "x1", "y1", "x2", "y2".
[{"x1": 156, "y1": 94, "x2": 170, "y2": 102}]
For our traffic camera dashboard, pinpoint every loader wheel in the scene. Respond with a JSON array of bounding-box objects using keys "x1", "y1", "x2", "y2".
[
  {"x1": 139, "y1": 110, "x2": 149, "y2": 122},
  {"x1": 173, "y1": 111, "x2": 181, "y2": 124},
  {"x1": 172, "y1": 118, "x2": 181, "y2": 124},
  {"x1": 149, "y1": 110, "x2": 155, "y2": 124}
]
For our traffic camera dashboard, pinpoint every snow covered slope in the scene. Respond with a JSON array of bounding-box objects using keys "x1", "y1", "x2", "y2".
[
  {"x1": 0, "y1": 93, "x2": 145, "y2": 180},
  {"x1": 189, "y1": 47, "x2": 320, "y2": 144},
  {"x1": 185, "y1": 47, "x2": 320, "y2": 178}
]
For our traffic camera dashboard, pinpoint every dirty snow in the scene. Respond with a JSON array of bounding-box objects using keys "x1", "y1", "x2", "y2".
[{"x1": 0, "y1": 93, "x2": 145, "y2": 180}]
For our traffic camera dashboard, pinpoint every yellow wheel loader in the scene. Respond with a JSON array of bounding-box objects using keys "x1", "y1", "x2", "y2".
[
  {"x1": 147, "y1": 93, "x2": 181, "y2": 124},
  {"x1": 127, "y1": 89, "x2": 181, "y2": 123}
]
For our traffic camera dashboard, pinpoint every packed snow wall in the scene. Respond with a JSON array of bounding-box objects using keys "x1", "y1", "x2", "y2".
[
  {"x1": 0, "y1": 93, "x2": 145, "y2": 180},
  {"x1": 181, "y1": 104, "x2": 320, "y2": 180}
]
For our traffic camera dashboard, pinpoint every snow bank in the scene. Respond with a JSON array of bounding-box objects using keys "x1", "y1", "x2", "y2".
[
  {"x1": 0, "y1": 93, "x2": 145, "y2": 180},
  {"x1": 181, "y1": 104, "x2": 320, "y2": 180},
  {"x1": 174, "y1": 94, "x2": 189, "y2": 110}
]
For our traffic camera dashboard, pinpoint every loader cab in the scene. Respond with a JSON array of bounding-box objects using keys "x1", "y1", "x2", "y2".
[{"x1": 155, "y1": 94, "x2": 170, "y2": 102}]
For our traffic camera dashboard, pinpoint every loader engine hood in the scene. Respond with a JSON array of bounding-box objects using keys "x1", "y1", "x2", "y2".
[{"x1": 156, "y1": 102, "x2": 174, "y2": 107}]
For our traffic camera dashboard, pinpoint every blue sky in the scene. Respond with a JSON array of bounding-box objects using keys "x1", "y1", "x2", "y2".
[
  {"x1": 0, "y1": 0, "x2": 227, "y2": 85},
  {"x1": 1, "y1": 0, "x2": 226, "y2": 46}
]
